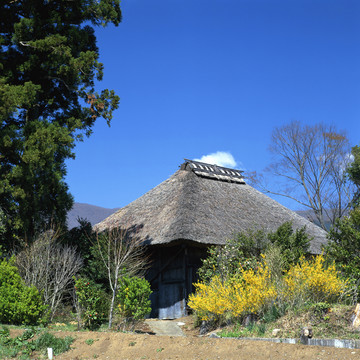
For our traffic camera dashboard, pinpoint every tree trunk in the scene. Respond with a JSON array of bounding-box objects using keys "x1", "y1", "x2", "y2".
[{"x1": 108, "y1": 274, "x2": 119, "y2": 329}]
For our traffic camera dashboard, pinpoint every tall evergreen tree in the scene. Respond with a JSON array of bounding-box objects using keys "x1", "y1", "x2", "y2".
[
  {"x1": 0, "y1": 0, "x2": 120, "y2": 248},
  {"x1": 348, "y1": 145, "x2": 360, "y2": 206}
]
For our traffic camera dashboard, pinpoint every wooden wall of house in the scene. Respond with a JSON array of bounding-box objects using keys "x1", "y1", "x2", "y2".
[{"x1": 146, "y1": 243, "x2": 208, "y2": 319}]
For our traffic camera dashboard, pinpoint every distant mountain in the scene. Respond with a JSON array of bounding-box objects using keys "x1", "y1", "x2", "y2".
[
  {"x1": 296, "y1": 209, "x2": 333, "y2": 231},
  {"x1": 66, "y1": 202, "x2": 331, "y2": 231},
  {"x1": 67, "y1": 202, "x2": 119, "y2": 229}
]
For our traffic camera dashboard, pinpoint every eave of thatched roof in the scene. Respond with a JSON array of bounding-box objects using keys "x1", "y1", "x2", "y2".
[{"x1": 94, "y1": 167, "x2": 328, "y2": 254}]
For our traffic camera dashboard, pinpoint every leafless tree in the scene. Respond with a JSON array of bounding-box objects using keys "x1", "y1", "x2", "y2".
[
  {"x1": 94, "y1": 226, "x2": 149, "y2": 329},
  {"x1": 250, "y1": 121, "x2": 355, "y2": 230},
  {"x1": 16, "y1": 228, "x2": 83, "y2": 320}
]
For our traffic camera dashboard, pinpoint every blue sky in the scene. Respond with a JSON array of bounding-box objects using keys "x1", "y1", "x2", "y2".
[{"x1": 65, "y1": 0, "x2": 360, "y2": 211}]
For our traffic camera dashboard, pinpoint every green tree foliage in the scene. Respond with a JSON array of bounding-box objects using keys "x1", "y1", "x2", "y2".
[
  {"x1": 348, "y1": 145, "x2": 360, "y2": 206},
  {"x1": 198, "y1": 228, "x2": 267, "y2": 284},
  {"x1": 267, "y1": 222, "x2": 311, "y2": 270},
  {"x1": 117, "y1": 276, "x2": 152, "y2": 322},
  {"x1": 0, "y1": 257, "x2": 47, "y2": 325},
  {"x1": 0, "y1": 0, "x2": 121, "y2": 248},
  {"x1": 198, "y1": 222, "x2": 311, "y2": 283},
  {"x1": 74, "y1": 277, "x2": 108, "y2": 330},
  {"x1": 0, "y1": 208, "x2": 5, "y2": 240},
  {"x1": 64, "y1": 222, "x2": 143, "y2": 291},
  {"x1": 61, "y1": 219, "x2": 105, "y2": 284},
  {"x1": 325, "y1": 207, "x2": 360, "y2": 298}
]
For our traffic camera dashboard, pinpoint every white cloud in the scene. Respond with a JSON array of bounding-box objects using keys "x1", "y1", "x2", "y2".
[{"x1": 194, "y1": 151, "x2": 237, "y2": 168}]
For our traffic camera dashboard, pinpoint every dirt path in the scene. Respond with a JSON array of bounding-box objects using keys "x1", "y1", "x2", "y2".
[
  {"x1": 46, "y1": 317, "x2": 360, "y2": 360},
  {"x1": 53, "y1": 330, "x2": 360, "y2": 360}
]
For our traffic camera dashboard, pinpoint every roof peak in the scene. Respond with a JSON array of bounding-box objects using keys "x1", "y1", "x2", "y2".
[{"x1": 181, "y1": 159, "x2": 245, "y2": 184}]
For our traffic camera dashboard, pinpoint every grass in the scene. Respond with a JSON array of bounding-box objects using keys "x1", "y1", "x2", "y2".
[
  {"x1": 85, "y1": 338, "x2": 95, "y2": 345},
  {"x1": 219, "y1": 322, "x2": 267, "y2": 338},
  {"x1": 218, "y1": 304, "x2": 359, "y2": 340},
  {"x1": 0, "y1": 326, "x2": 74, "y2": 359},
  {"x1": 36, "y1": 332, "x2": 74, "y2": 354}
]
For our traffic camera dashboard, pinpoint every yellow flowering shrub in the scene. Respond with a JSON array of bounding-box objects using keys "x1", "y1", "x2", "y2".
[
  {"x1": 284, "y1": 254, "x2": 346, "y2": 304},
  {"x1": 188, "y1": 261, "x2": 276, "y2": 321},
  {"x1": 189, "y1": 254, "x2": 347, "y2": 322},
  {"x1": 187, "y1": 276, "x2": 230, "y2": 320}
]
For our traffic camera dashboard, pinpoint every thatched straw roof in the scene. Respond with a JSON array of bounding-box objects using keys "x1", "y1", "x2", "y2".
[{"x1": 94, "y1": 160, "x2": 328, "y2": 254}]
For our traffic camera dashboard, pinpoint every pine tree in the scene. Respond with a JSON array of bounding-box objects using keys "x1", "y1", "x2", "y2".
[{"x1": 0, "y1": 0, "x2": 121, "y2": 248}]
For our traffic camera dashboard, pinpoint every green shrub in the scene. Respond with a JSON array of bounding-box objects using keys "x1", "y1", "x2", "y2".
[
  {"x1": 311, "y1": 302, "x2": 331, "y2": 319},
  {"x1": 198, "y1": 229, "x2": 266, "y2": 283},
  {"x1": 74, "y1": 277, "x2": 108, "y2": 330},
  {"x1": 198, "y1": 223, "x2": 311, "y2": 284},
  {"x1": 267, "y1": 222, "x2": 310, "y2": 270},
  {"x1": 34, "y1": 332, "x2": 74, "y2": 355},
  {"x1": 325, "y1": 208, "x2": 360, "y2": 300},
  {"x1": 117, "y1": 276, "x2": 152, "y2": 321},
  {"x1": 0, "y1": 257, "x2": 47, "y2": 325},
  {"x1": 0, "y1": 327, "x2": 73, "y2": 358},
  {"x1": 262, "y1": 304, "x2": 282, "y2": 323}
]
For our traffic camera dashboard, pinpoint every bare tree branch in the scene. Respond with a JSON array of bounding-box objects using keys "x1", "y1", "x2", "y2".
[
  {"x1": 94, "y1": 226, "x2": 150, "y2": 329},
  {"x1": 252, "y1": 122, "x2": 355, "y2": 231},
  {"x1": 16, "y1": 228, "x2": 83, "y2": 320}
]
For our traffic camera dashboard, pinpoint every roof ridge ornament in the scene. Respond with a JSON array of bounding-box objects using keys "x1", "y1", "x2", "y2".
[{"x1": 181, "y1": 159, "x2": 246, "y2": 184}]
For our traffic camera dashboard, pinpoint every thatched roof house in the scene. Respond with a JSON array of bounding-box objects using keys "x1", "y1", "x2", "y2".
[
  {"x1": 95, "y1": 159, "x2": 328, "y2": 318},
  {"x1": 95, "y1": 159, "x2": 327, "y2": 252}
]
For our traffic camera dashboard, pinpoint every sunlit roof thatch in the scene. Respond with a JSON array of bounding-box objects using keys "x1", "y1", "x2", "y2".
[{"x1": 94, "y1": 160, "x2": 327, "y2": 254}]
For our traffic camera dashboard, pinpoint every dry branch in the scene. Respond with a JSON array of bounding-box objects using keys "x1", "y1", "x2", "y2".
[{"x1": 16, "y1": 228, "x2": 83, "y2": 320}]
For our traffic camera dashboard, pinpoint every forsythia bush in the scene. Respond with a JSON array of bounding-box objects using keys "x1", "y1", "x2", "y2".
[
  {"x1": 231, "y1": 263, "x2": 277, "y2": 316},
  {"x1": 190, "y1": 254, "x2": 346, "y2": 322},
  {"x1": 198, "y1": 223, "x2": 311, "y2": 284},
  {"x1": 284, "y1": 254, "x2": 346, "y2": 304},
  {"x1": 188, "y1": 261, "x2": 276, "y2": 321}
]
